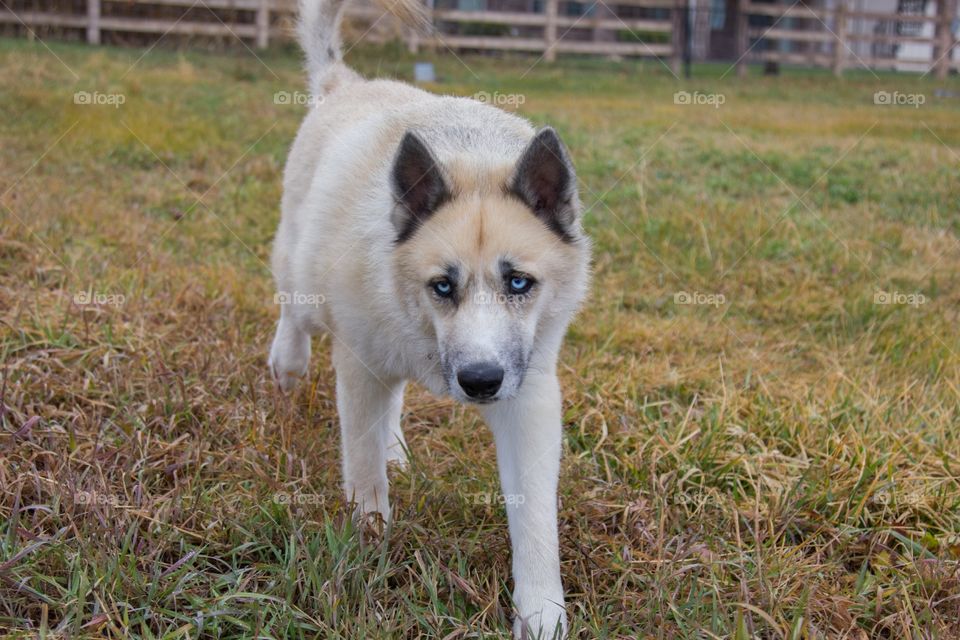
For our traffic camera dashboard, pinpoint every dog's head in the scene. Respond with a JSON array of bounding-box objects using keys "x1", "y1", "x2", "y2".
[{"x1": 391, "y1": 127, "x2": 590, "y2": 403}]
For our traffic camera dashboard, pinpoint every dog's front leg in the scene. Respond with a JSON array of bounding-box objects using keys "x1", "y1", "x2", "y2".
[
  {"x1": 269, "y1": 310, "x2": 311, "y2": 392},
  {"x1": 482, "y1": 373, "x2": 567, "y2": 639},
  {"x1": 333, "y1": 344, "x2": 403, "y2": 524}
]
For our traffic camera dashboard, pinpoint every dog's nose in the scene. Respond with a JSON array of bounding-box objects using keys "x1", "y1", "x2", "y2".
[{"x1": 457, "y1": 362, "x2": 504, "y2": 399}]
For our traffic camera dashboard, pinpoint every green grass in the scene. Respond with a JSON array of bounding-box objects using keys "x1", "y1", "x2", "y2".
[{"x1": 2, "y1": 36, "x2": 960, "y2": 638}]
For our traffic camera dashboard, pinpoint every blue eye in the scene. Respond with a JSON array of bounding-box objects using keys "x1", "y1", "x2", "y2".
[
  {"x1": 433, "y1": 279, "x2": 454, "y2": 297},
  {"x1": 508, "y1": 275, "x2": 533, "y2": 294}
]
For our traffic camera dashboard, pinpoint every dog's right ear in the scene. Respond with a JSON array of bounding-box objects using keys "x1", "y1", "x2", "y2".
[{"x1": 391, "y1": 131, "x2": 450, "y2": 243}]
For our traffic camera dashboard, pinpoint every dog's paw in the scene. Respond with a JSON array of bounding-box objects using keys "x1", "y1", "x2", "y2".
[
  {"x1": 268, "y1": 320, "x2": 310, "y2": 392},
  {"x1": 384, "y1": 429, "x2": 409, "y2": 470},
  {"x1": 351, "y1": 503, "x2": 391, "y2": 543},
  {"x1": 269, "y1": 358, "x2": 308, "y2": 393},
  {"x1": 346, "y1": 483, "x2": 391, "y2": 531},
  {"x1": 352, "y1": 505, "x2": 391, "y2": 540},
  {"x1": 385, "y1": 447, "x2": 408, "y2": 469},
  {"x1": 513, "y1": 598, "x2": 567, "y2": 640}
]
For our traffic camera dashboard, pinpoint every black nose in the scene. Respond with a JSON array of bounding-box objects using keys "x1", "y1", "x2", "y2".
[{"x1": 457, "y1": 362, "x2": 504, "y2": 399}]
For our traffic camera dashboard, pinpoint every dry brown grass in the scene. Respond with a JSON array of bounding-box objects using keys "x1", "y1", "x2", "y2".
[{"x1": 2, "y1": 37, "x2": 960, "y2": 638}]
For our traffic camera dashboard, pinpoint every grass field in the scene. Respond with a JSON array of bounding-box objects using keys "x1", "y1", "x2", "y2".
[{"x1": 2, "y1": 35, "x2": 960, "y2": 638}]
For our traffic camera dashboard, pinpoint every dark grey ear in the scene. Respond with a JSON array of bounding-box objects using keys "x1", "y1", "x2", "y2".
[
  {"x1": 509, "y1": 127, "x2": 580, "y2": 242},
  {"x1": 391, "y1": 131, "x2": 450, "y2": 243}
]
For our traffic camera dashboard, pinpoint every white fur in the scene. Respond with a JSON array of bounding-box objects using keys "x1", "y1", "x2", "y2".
[{"x1": 269, "y1": 1, "x2": 589, "y2": 637}]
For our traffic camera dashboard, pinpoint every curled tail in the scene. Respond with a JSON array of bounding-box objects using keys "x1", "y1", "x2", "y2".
[{"x1": 298, "y1": 0, "x2": 429, "y2": 97}]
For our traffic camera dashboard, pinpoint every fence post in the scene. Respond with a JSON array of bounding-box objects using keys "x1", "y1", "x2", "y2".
[
  {"x1": 255, "y1": 0, "x2": 269, "y2": 50},
  {"x1": 832, "y1": 0, "x2": 847, "y2": 76},
  {"x1": 735, "y1": 0, "x2": 749, "y2": 77},
  {"x1": 407, "y1": 27, "x2": 419, "y2": 54},
  {"x1": 87, "y1": 0, "x2": 100, "y2": 45},
  {"x1": 544, "y1": 0, "x2": 558, "y2": 62},
  {"x1": 934, "y1": 0, "x2": 957, "y2": 79},
  {"x1": 670, "y1": 0, "x2": 684, "y2": 75}
]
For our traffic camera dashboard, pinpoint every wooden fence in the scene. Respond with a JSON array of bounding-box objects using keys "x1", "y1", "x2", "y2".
[
  {"x1": 426, "y1": 0, "x2": 679, "y2": 63},
  {"x1": 1, "y1": 0, "x2": 957, "y2": 76},
  {"x1": 0, "y1": 0, "x2": 684, "y2": 67},
  {"x1": 735, "y1": 0, "x2": 960, "y2": 79},
  {"x1": 1, "y1": 0, "x2": 281, "y2": 49}
]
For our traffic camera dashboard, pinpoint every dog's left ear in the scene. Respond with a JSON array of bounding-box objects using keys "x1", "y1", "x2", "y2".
[{"x1": 509, "y1": 127, "x2": 580, "y2": 242}]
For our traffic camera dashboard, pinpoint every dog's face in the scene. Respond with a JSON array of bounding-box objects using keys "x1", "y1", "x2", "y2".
[{"x1": 391, "y1": 128, "x2": 589, "y2": 403}]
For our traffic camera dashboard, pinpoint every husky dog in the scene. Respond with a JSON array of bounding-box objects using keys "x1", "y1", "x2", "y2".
[{"x1": 268, "y1": 0, "x2": 591, "y2": 635}]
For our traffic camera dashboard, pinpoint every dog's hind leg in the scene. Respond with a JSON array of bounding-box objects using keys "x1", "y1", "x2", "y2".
[
  {"x1": 482, "y1": 372, "x2": 567, "y2": 640},
  {"x1": 333, "y1": 343, "x2": 402, "y2": 524},
  {"x1": 268, "y1": 309, "x2": 311, "y2": 393}
]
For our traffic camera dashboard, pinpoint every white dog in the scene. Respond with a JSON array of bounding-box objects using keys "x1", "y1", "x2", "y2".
[{"x1": 268, "y1": 0, "x2": 591, "y2": 635}]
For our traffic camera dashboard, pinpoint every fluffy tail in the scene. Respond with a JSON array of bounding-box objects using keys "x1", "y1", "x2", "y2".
[{"x1": 298, "y1": 0, "x2": 429, "y2": 97}]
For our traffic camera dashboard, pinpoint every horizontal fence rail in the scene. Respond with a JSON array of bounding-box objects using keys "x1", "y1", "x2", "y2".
[
  {"x1": 736, "y1": 0, "x2": 959, "y2": 78},
  {"x1": 0, "y1": 0, "x2": 681, "y2": 65},
  {"x1": 0, "y1": 0, "x2": 957, "y2": 75}
]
